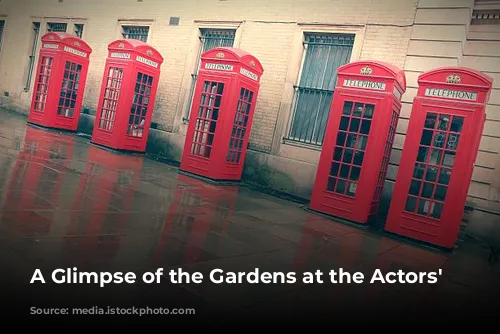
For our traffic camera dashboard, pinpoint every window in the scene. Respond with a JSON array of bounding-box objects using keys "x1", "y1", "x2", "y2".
[
  {"x1": 74, "y1": 24, "x2": 84, "y2": 38},
  {"x1": 285, "y1": 33, "x2": 355, "y2": 146},
  {"x1": 24, "y1": 22, "x2": 41, "y2": 92},
  {"x1": 183, "y1": 28, "x2": 236, "y2": 121},
  {"x1": 33, "y1": 56, "x2": 53, "y2": 112},
  {"x1": 47, "y1": 22, "x2": 67, "y2": 32},
  {"x1": 326, "y1": 102, "x2": 374, "y2": 197},
  {"x1": 190, "y1": 81, "x2": 225, "y2": 158},
  {"x1": 227, "y1": 88, "x2": 254, "y2": 163},
  {"x1": 122, "y1": 26, "x2": 149, "y2": 42},
  {"x1": 98, "y1": 67, "x2": 124, "y2": 131},
  {"x1": 404, "y1": 113, "x2": 465, "y2": 220},
  {"x1": 0, "y1": 20, "x2": 4, "y2": 52},
  {"x1": 127, "y1": 72, "x2": 153, "y2": 138},
  {"x1": 57, "y1": 61, "x2": 82, "y2": 118}
]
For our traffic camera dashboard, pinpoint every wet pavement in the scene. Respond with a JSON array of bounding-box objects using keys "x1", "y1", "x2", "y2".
[{"x1": 0, "y1": 108, "x2": 499, "y2": 324}]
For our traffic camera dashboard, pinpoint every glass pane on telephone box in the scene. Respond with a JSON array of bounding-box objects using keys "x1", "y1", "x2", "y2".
[
  {"x1": 405, "y1": 112, "x2": 464, "y2": 220},
  {"x1": 127, "y1": 72, "x2": 153, "y2": 138},
  {"x1": 190, "y1": 81, "x2": 224, "y2": 159},
  {"x1": 57, "y1": 61, "x2": 82, "y2": 118},
  {"x1": 34, "y1": 56, "x2": 53, "y2": 113},
  {"x1": 98, "y1": 67, "x2": 124, "y2": 131},
  {"x1": 227, "y1": 87, "x2": 254, "y2": 163},
  {"x1": 326, "y1": 101, "x2": 374, "y2": 197}
]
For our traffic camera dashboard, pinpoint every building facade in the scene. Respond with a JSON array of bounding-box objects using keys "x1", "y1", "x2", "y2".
[{"x1": 0, "y1": 0, "x2": 499, "y2": 237}]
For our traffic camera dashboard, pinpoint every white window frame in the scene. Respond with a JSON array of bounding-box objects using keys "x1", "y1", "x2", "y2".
[{"x1": 117, "y1": 19, "x2": 154, "y2": 44}]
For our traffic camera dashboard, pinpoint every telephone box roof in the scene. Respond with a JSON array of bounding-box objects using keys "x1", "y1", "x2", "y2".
[
  {"x1": 201, "y1": 47, "x2": 264, "y2": 74},
  {"x1": 41, "y1": 32, "x2": 92, "y2": 53}
]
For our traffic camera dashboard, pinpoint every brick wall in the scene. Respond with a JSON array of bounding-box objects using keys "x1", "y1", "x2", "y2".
[
  {"x1": 360, "y1": 25, "x2": 412, "y2": 69},
  {"x1": 0, "y1": 0, "x2": 418, "y2": 152}
]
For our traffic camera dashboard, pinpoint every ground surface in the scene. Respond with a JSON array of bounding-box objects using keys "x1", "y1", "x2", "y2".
[{"x1": 0, "y1": 108, "x2": 498, "y2": 324}]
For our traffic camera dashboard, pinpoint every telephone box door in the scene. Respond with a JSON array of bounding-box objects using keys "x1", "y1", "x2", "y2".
[
  {"x1": 312, "y1": 97, "x2": 382, "y2": 220},
  {"x1": 184, "y1": 76, "x2": 232, "y2": 172},
  {"x1": 386, "y1": 101, "x2": 475, "y2": 244},
  {"x1": 225, "y1": 83, "x2": 258, "y2": 176}
]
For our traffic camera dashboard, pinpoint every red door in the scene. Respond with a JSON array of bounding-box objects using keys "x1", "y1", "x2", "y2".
[
  {"x1": 182, "y1": 76, "x2": 232, "y2": 176},
  {"x1": 54, "y1": 59, "x2": 85, "y2": 130},
  {"x1": 311, "y1": 95, "x2": 383, "y2": 222},
  {"x1": 385, "y1": 99, "x2": 474, "y2": 246},
  {"x1": 223, "y1": 83, "x2": 257, "y2": 178}
]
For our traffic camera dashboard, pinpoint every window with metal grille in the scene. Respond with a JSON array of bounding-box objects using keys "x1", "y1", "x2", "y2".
[
  {"x1": 122, "y1": 26, "x2": 149, "y2": 42},
  {"x1": 74, "y1": 24, "x2": 84, "y2": 38},
  {"x1": 182, "y1": 28, "x2": 235, "y2": 121},
  {"x1": 0, "y1": 21, "x2": 5, "y2": 52},
  {"x1": 285, "y1": 33, "x2": 355, "y2": 146},
  {"x1": 47, "y1": 22, "x2": 67, "y2": 32},
  {"x1": 24, "y1": 22, "x2": 41, "y2": 92}
]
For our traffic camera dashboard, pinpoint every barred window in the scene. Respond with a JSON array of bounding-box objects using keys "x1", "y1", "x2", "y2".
[
  {"x1": 47, "y1": 22, "x2": 67, "y2": 32},
  {"x1": 285, "y1": 33, "x2": 355, "y2": 146},
  {"x1": 183, "y1": 28, "x2": 236, "y2": 121},
  {"x1": 122, "y1": 26, "x2": 149, "y2": 42}
]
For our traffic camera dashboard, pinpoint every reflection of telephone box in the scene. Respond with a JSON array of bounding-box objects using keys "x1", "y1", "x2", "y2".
[
  {"x1": 28, "y1": 32, "x2": 92, "y2": 131},
  {"x1": 385, "y1": 68, "x2": 493, "y2": 249},
  {"x1": 66, "y1": 146, "x2": 143, "y2": 265},
  {"x1": 0, "y1": 127, "x2": 75, "y2": 236},
  {"x1": 91, "y1": 39, "x2": 164, "y2": 153},
  {"x1": 309, "y1": 61, "x2": 406, "y2": 224},
  {"x1": 154, "y1": 175, "x2": 239, "y2": 265},
  {"x1": 180, "y1": 47, "x2": 264, "y2": 181}
]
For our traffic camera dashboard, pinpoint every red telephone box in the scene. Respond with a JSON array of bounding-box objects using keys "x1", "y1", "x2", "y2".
[
  {"x1": 384, "y1": 67, "x2": 493, "y2": 249},
  {"x1": 0, "y1": 126, "x2": 75, "y2": 237},
  {"x1": 309, "y1": 61, "x2": 406, "y2": 224},
  {"x1": 91, "y1": 39, "x2": 164, "y2": 153},
  {"x1": 180, "y1": 47, "x2": 264, "y2": 181},
  {"x1": 154, "y1": 175, "x2": 239, "y2": 265},
  {"x1": 28, "y1": 32, "x2": 92, "y2": 131}
]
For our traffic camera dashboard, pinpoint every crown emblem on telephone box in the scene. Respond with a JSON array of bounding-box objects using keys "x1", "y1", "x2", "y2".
[
  {"x1": 249, "y1": 60, "x2": 256, "y2": 68},
  {"x1": 146, "y1": 50, "x2": 153, "y2": 56},
  {"x1": 360, "y1": 66, "x2": 372, "y2": 75},
  {"x1": 215, "y1": 52, "x2": 225, "y2": 59},
  {"x1": 446, "y1": 74, "x2": 461, "y2": 84}
]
